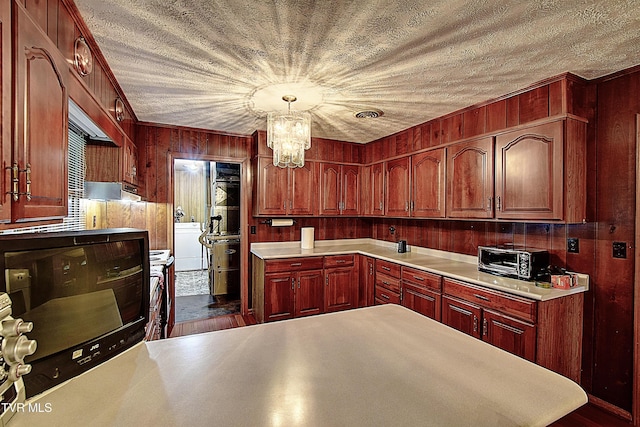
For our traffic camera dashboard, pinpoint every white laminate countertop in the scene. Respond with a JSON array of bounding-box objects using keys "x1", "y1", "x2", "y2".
[
  {"x1": 251, "y1": 238, "x2": 589, "y2": 301},
  {"x1": 10, "y1": 305, "x2": 586, "y2": 427}
]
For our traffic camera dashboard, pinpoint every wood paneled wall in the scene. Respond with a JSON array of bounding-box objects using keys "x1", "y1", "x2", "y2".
[
  {"x1": 15, "y1": 0, "x2": 638, "y2": 417},
  {"x1": 83, "y1": 200, "x2": 170, "y2": 250}
]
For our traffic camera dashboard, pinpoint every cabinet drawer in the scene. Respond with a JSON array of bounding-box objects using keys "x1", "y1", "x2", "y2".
[
  {"x1": 375, "y1": 287, "x2": 400, "y2": 304},
  {"x1": 376, "y1": 259, "x2": 401, "y2": 278},
  {"x1": 443, "y1": 279, "x2": 537, "y2": 323},
  {"x1": 324, "y1": 254, "x2": 355, "y2": 268},
  {"x1": 376, "y1": 272, "x2": 401, "y2": 293},
  {"x1": 265, "y1": 257, "x2": 324, "y2": 273},
  {"x1": 401, "y1": 266, "x2": 441, "y2": 291}
]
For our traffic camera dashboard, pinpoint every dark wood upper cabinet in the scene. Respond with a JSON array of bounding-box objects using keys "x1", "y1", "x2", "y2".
[
  {"x1": 319, "y1": 163, "x2": 341, "y2": 215},
  {"x1": 255, "y1": 157, "x2": 317, "y2": 216},
  {"x1": 385, "y1": 157, "x2": 411, "y2": 217},
  {"x1": 12, "y1": 3, "x2": 68, "y2": 223},
  {"x1": 289, "y1": 161, "x2": 317, "y2": 216},
  {"x1": 341, "y1": 165, "x2": 359, "y2": 215},
  {"x1": 365, "y1": 162, "x2": 385, "y2": 216},
  {"x1": 0, "y1": 0, "x2": 10, "y2": 224},
  {"x1": 411, "y1": 148, "x2": 446, "y2": 218},
  {"x1": 255, "y1": 157, "x2": 289, "y2": 215},
  {"x1": 446, "y1": 137, "x2": 494, "y2": 219},
  {"x1": 319, "y1": 163, "x2": 359, "y2": 216},
  {"x1": 495, "y1": 121, "x2": 563, "y2": 220}
]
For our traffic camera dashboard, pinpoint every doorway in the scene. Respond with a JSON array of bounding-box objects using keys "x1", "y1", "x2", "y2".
[{"x1": 173, "y1": 159, "x2": 242, "y2": 323}]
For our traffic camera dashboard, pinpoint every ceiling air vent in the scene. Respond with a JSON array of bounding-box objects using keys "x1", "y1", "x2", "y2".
[{"x1": 354, "y1": 109, "x2": 384, "y2": 119}]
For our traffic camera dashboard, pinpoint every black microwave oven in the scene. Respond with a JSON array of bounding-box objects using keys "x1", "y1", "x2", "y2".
[{"x1": 478, "y1": 246, "x2": 549, "y2": 281}]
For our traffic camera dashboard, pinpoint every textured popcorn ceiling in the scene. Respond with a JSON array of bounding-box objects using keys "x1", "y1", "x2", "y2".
[{"x1": 74, "y1": 0, "x2": 640, "y2": 143}]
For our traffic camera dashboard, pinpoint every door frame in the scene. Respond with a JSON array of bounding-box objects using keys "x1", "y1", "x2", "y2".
[
  {"x1": 633, "y1": 113, "x2": 640, "y2": 427},
  {"x1": 168, "y1": 153, "x2": 250, "y2": 330}
]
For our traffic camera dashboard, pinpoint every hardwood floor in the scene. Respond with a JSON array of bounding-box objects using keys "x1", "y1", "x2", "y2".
[
  {"x1": 169, "y1": 313, "x2": 257, "y2": 338},
  {"x1": 550, "y1": 403, "x2": 632, "y2": 427},
  {"x1": 170, "y1": 315, "x2": 634, "y2": 427}
]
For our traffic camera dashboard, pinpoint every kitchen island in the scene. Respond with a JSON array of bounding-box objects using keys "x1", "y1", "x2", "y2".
[{"x1": 10, "y1": 305, "x2": 586, "y2": 426}]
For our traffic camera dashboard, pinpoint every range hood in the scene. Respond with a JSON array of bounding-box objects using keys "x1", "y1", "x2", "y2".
[{"x1": 84, "y1": 182, "x2": 141, "y2": 202}]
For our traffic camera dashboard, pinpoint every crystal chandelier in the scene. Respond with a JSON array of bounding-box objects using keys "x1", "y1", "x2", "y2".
[{"x1": 267, "y1": 95, "x2": 311, "y2": 168}]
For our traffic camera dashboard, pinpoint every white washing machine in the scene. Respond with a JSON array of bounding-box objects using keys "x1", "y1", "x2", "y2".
[{"x1": 174, "y1": 222, "x2": 204, "y2": 271}]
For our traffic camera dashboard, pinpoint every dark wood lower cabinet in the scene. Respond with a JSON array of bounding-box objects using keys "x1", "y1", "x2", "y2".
[
  {"x1": 325, "y1": 266, "x2": 357, "y2": 312},
  {"x1": 254, "y1": 255, "x2": 582, "y2": 382},
  {"x1": 401, "y1": 266, "x2": 443, "y2": 321},
  {"x1": 264, "y1": 272, "x2": 296, "y2": 322},
  {"x1": 402, "y1": 283, "x2": 441, "y2": 321},
  {"x1": 442, "y1": 295, "x2": 482, "y2": 338},
  {"x1": 295, "y1": 269, "x2": 325, "y2": 318},
  {"x1": 483, "y1": 309, "x2": 536, "y2": 362}
]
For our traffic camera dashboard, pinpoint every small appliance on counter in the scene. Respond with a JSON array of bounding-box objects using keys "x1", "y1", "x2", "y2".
[
  {"x1": 0, "y1": 292, "x2": 37, "y2": 426},
  {"x1": 397, "y1": 240, "x2": 407, "y2": 253},
  {"x1": 478, "y1": 245, "x2": 549, "y2": 281}
]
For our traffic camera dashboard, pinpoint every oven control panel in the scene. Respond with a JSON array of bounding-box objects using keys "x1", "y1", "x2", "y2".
[{"x1": 0, "y1": 292, "x2": 37, "y2": 425}]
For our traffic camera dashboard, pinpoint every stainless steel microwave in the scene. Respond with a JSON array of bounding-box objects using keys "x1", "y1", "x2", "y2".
[{"x1": 478, "y1": 246, "x2": 549, "y2": 281}]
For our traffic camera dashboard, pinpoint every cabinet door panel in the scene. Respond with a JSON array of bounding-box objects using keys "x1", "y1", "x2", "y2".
[
  {"x1": 412, "y1": 148, "x2": 445, "y2": 218},
  {"x1": 295, "y1": 269, "x2": 324, "y2": 317},
  {"x1": 358, "y1": 255, "x2": 375, "y2": 308},
  {"x1": 14, "y1": 4, "x2": 69, "y2": 221},
  {"x1": 402, "y1": 283, "x2": 441, "y2": 321},
  {"x1": 290, "y1": 161, "x2": 316, "y2": 215},
  {"x1": 341, "y1": 165, "x2": 360, "y2": 215},
  {"x1": 446, "y1": 137, "x2": 494, "y2": 218},
  {"x1": 385, "y1": 157, "x2": 411, "y2": 217},
  {"x1": 325, "y1": 267, "x2": 357, "y2": 312},
  {"x1": 264, "y1": 273, "x2": 295, "y2": 321},
  {"x1": 256, "y1": 157, "x2": 288, "y2": 215},
  {"x1": 319, "y1": 163, "x2": 340, "y2": 215},
  {"x1": 370, "y1": 162, "x2": 385, "y2": 215},
  {"x1": 442, "y1": 296, "x2": 482, "y2": 339},
  {"x1": 483, "y1": 310, "x2": 536, "y2": 361},
  {"x1": 495, "y1": 121, "x2": 563, "y2": 220}
]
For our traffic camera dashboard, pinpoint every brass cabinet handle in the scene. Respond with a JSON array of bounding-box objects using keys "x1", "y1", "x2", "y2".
[
  {"x1": 380, "y1": 293, "x2": 390, "y2": 300},
  {"x1": 25, "y1": 163, "x2": 31, "y2": 201},
  {"x1": 10, "y1": 162, "x2": 18, "y2": 201},
  {"x1": 487, "y1": 197, "x2": 492, "y2": 211},
  {"x1": 473, "y1": 315, "x2": 478, "y2": 333},
  {"x1": 482, "y1": 318, "x2": 488, "y2": 336},
  {"x1": 291, "y1": 277, "x2": 295, "y2": 290}
]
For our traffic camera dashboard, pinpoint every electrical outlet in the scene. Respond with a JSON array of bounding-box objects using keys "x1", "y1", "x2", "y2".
[
  {"x1": 613, "y1": 242, "x2": 627, "y2": 259},
  {"x1": 250, "y1": 226, "x2": 256, "y2": 234},
  {"x1": 567, "y1": 238, "x2": 579, "y2": 253}
]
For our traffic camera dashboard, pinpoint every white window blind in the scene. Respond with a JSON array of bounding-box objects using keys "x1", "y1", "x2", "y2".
[{"x1": 0, "y1": 124, "x2": 86, "y2": 234}]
